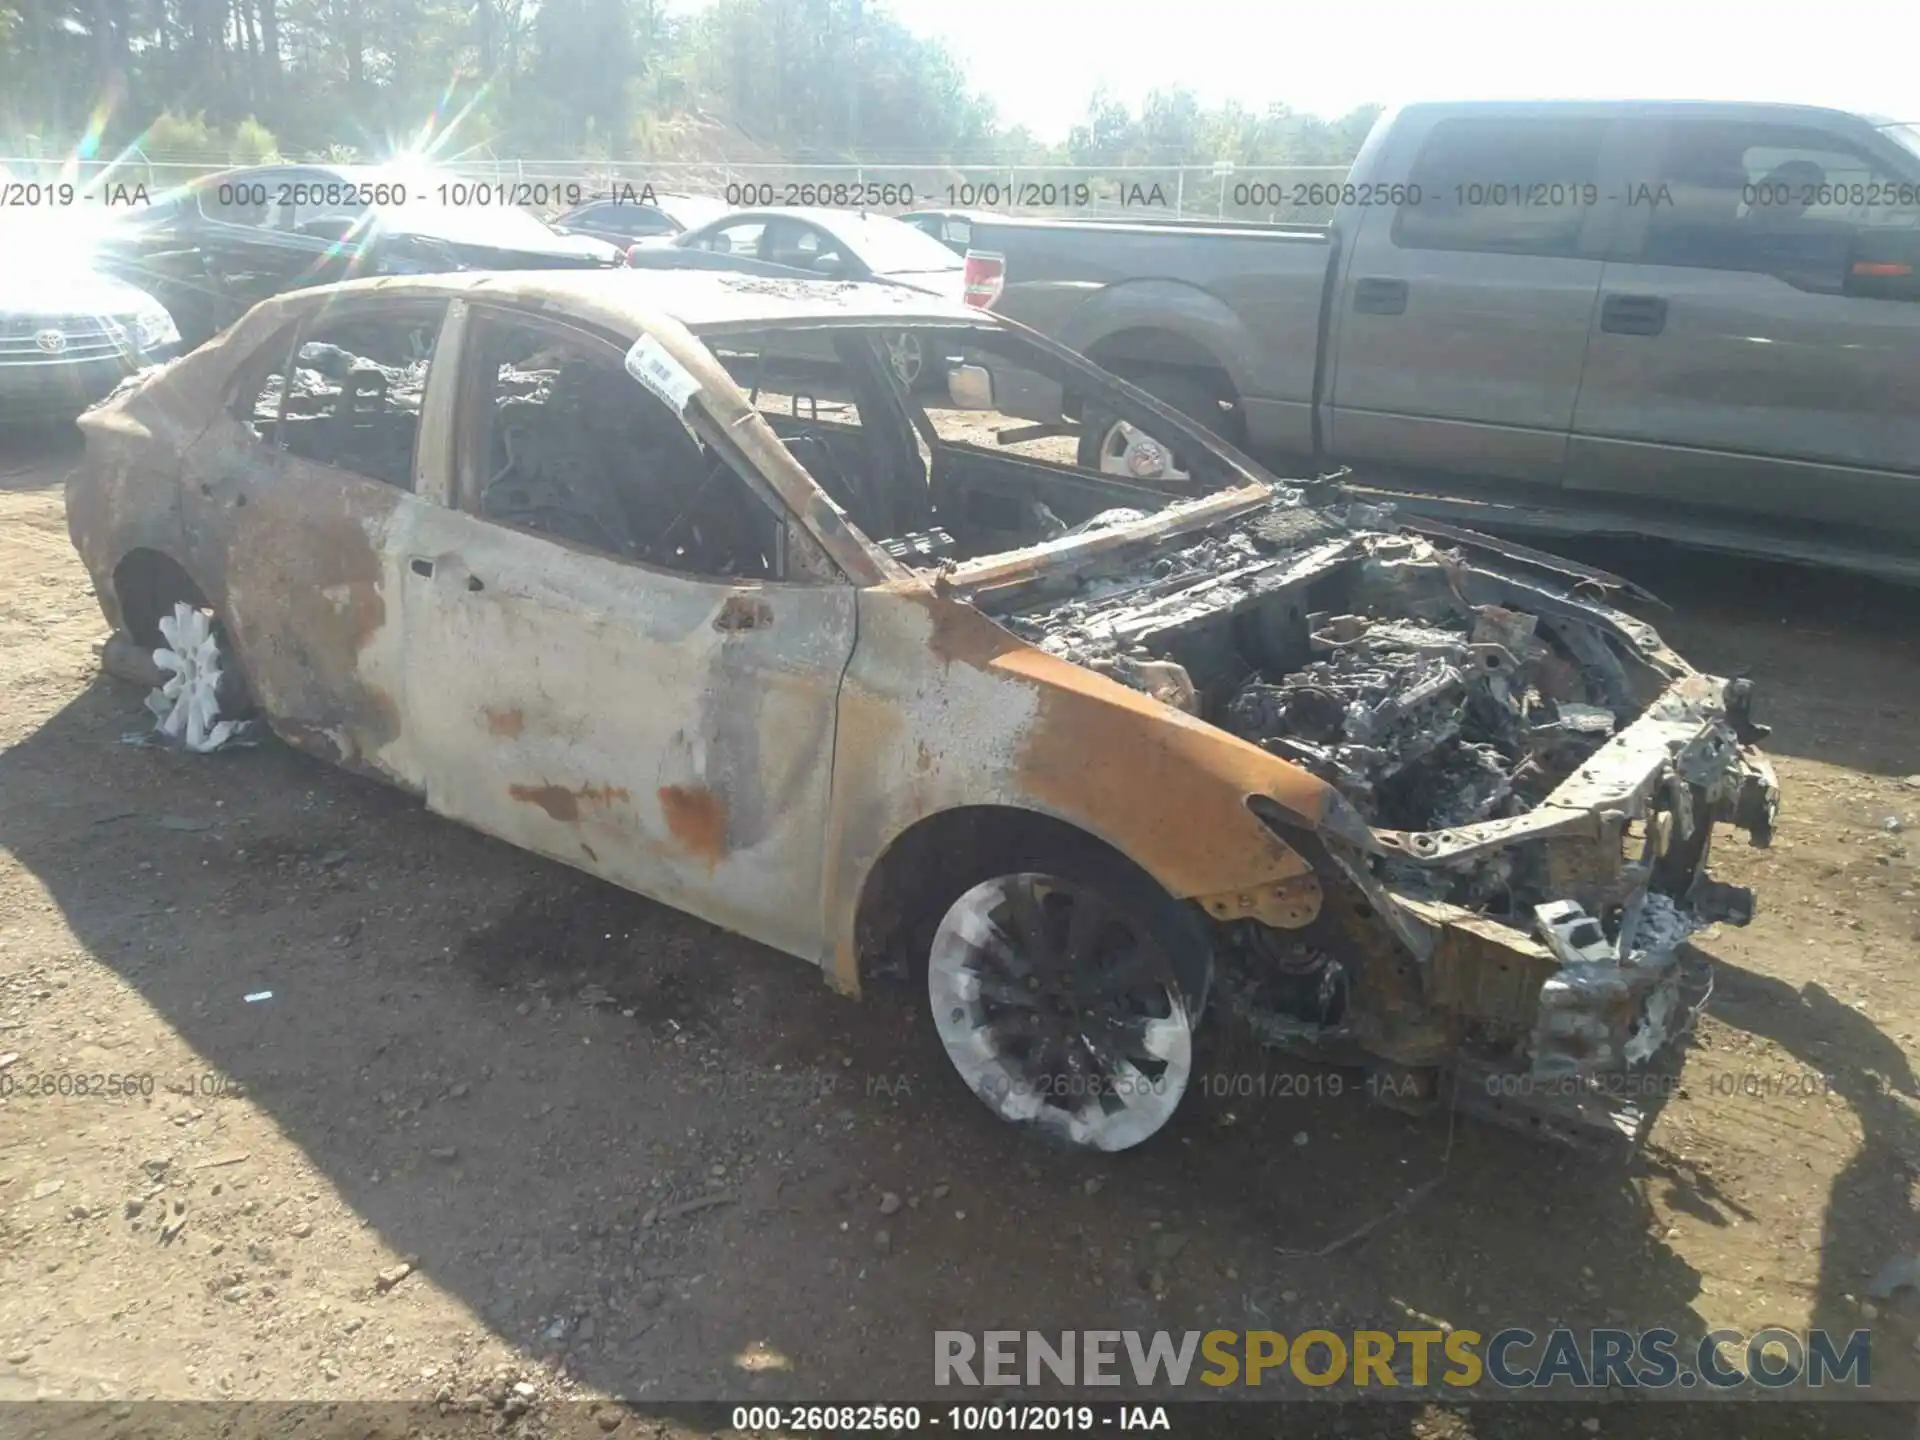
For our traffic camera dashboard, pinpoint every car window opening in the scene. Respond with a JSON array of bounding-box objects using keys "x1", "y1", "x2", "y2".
[
  {"x1": 473, "y1": 319, "x2": 779, "y2": 580},
  {"x1": 253, "y1": 312, "x2": 440, "y2": 490},
  {"x1": 715, "y1": 323, "x2": 1244, "y2": 568}
]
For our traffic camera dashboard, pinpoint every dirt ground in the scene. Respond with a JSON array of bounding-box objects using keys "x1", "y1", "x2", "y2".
[{"x1": 4, "y1": 421, "x2": 1920, "y2": 1438}]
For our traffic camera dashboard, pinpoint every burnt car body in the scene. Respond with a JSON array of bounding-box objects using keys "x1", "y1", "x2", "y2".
[
  {"x1": 90, "y1": 163, "x2": 624, "y2": 349},
  {"x1": 65, "y1": 269, "x2": 1778, "y2": 1154}
]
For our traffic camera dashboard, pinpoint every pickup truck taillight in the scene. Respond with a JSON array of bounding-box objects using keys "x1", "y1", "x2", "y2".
[{"x1": 962, "y1": 250, "x2": 1005, "y2": 309}]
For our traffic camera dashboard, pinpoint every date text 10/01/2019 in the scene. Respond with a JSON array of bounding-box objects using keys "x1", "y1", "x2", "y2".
[{"x1": 718, "y1": 180, "x2": 1183, "y2": 210}]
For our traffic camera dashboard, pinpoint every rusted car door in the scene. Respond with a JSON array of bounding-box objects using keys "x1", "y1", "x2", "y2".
[
  {"x1": 201, "y1": 295, "x2": 453, "y2": 783},
  {"x1": 394, "y1": 302, "x2": 858, "y2": 966}
]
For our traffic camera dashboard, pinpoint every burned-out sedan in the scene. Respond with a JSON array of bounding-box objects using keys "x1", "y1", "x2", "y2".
[{"x1": 66, "y1": 270, "x2": 1778, "y2": 1153}]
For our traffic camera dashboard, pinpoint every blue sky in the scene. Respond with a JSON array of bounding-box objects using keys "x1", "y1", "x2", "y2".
[{"x1": 822, "y1": 0, "x2": 1918, "y2": 140}]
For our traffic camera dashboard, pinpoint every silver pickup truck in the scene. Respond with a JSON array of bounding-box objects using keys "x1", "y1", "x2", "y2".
[{"x1": 947, "y1": 100, "x2": 1920, "y2": 578}]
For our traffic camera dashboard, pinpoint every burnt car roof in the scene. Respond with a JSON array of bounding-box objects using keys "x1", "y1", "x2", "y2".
[{"x1": 296, "y1": 268, "x2": 993, "y2": 331}]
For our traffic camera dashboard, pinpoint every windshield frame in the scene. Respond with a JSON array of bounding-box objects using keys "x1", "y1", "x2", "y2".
[{"x1": 702, "y1": 312, "x2": 1276, "y2": 585}]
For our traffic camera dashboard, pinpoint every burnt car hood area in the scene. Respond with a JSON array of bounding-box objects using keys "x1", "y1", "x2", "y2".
[
  {"x1": 953, "y1": 487, "x2": 1779, "y2": 1142},
  {"x1": 62, "y1": 270, "x2": 1779, "y2": 1159}
]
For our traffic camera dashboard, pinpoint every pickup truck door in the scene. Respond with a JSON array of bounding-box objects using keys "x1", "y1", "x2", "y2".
[
  {"x1": 1326, "y1": 113, "x2": 1622, "y2": 486},
  {"x1": 1567, "y1": 115, "x2": 1920, "y2": 539}
]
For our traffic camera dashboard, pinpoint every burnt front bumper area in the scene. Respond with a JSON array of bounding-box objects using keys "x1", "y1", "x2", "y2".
[{"x1": 1371, "y1": 671, "x2": 1778, "y2": 1146}]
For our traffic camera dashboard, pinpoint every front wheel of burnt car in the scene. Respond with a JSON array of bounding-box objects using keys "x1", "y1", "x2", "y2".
[{"x1": 922, "y1": 856, "x2": 1213, "y2": 1153}]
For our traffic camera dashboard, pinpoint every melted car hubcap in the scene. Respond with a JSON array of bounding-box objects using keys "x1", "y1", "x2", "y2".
[
  {"x1": 928, "y1": 873, "x2": 1193, "y2": 1152},
  {"x1": 147, "y1": 603, "x2": 242, "y2": 753}
]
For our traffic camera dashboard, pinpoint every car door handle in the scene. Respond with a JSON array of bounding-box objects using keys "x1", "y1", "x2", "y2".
[
  {"x1": 411, "y1": 555, "x2": 486, "y2": 591},
  {"x1": 1600, "y1": 293, "x2": 1667, "y2": 336},
  {"x1": 1352, "y1": 277, "x2": 1409, "y2": 315}
]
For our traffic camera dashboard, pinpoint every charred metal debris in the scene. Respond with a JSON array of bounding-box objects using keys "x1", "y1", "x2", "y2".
[{"x1": 988, "y1": 489, "x2": 1779, "y2": 1136}]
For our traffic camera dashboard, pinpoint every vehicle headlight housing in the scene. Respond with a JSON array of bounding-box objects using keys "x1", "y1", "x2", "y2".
[{"x1": 128, "y1": 303, "x2": 179, "y2": 351}]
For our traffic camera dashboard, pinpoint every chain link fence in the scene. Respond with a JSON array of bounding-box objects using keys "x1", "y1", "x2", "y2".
[
  {"x1": 1, "y1": 148, "x2": 1356, "y2": 224},
  {"x1": 470, "y1": 159, "x2": 1357, "y2": 223}
]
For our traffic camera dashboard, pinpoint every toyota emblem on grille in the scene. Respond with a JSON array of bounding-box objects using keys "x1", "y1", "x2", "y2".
[{"x1": 34, "y1": 329, "x2": 67, "y2": 355}]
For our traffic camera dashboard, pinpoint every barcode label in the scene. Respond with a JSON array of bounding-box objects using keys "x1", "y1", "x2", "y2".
[{"x1": 623, "y1": 333, "x2": 701, "y2": 411}]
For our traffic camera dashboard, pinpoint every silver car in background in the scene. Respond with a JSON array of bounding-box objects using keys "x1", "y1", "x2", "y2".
[
  {"x1": 0, "y1": 210, "x2": 181, "y2": 419},
  {"x1": 624, "y1": 206, "x2": 967, "y2": 386}
]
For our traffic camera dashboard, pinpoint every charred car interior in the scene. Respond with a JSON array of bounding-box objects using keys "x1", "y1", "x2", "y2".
[
  {"x1": 468, "y1": 317, "x2": 781, "y2": 578},
  {"x1": 245, "y1": 314, "x2": 437, "y2": 488},
  {"x1": 67, "y1": 272, "x2": 1779, "y2": 1156}
]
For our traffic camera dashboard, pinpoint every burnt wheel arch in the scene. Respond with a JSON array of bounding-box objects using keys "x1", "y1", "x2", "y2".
[
  {"x1": 852, "y1": 803, "x2": 1212, "y2": 1010},
  {"x1": 113, "y1": 549, "x2": 210, "y2": 649},
  {"x1": 110, "y1": 548, "x2": 256, "y2": 714}
]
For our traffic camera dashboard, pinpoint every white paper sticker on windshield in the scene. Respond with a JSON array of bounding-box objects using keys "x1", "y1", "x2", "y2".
[{"x1": 624, "y1": 334, "x2": 701, "y2": 412}]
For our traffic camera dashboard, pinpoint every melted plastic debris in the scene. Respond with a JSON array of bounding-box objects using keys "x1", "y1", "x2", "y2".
[{"x1": 146, "y1": 603, "x2": 252, "y2": 753}]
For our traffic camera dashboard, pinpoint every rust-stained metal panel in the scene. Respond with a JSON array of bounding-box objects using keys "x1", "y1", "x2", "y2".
[
  {"x1": 396, "y1": 498, "x2": 855, "y2": 964},
  {"x1": 819, "y1": 580, "x2": 1327, "y2": 992},
  {"x1": 222, "y1": 460, "x2": 414, "y2": 780},
  {"x1": 1421, "y1": 905, "x2": 1561, "y2": 1031}
]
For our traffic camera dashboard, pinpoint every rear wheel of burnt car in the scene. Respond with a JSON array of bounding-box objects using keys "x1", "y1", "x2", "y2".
[
  {"x1": 1077, "y1": 373, "x2": 1225, "y2": 483},
  {"x1": 137, "y1": 601, "x2": 256, "y2": 752},
  {"x1": 924, "y1": 861, "x2": 1211, "y2": 1152}
]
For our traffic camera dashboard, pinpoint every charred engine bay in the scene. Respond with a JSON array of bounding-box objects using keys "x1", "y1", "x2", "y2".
[{"x1": 993, "y1": 500, "x2": 1675, "y2": 912}]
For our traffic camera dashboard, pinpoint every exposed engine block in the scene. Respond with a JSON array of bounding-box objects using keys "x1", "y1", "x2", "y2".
[{"x1": 1221, "y1": 608, "x2": 1616, "y2": 836}]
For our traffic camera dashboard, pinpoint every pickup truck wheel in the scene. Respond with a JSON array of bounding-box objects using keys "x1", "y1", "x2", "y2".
[
  {"x1": 1077, "y1": 373, "x2": 1224, "y2": 481},
  {"x1": 925, "y1": 862, "x2": 1210, "y2": 1152},
  {"x1": 884, "y1": 330, "x2": 925, "y2": 388}
]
